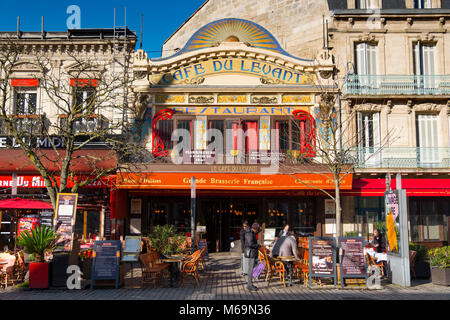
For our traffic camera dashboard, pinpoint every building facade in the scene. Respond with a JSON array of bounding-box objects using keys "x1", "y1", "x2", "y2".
[
  {"x1": 0, "y1": 28, "x2": 137, "y2": 246},
  {"x1": 123, "y1": 0, "x2": 449, "y2": 251}
]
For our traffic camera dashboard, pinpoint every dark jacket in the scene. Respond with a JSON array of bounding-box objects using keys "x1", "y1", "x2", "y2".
[
  {"x1": 240, "y1": 227, "x2": 249, "y2": 253},
  {"x1": 244, "y1": 229, "x2": 259, "y2": 259},
  {"x1": 373, "y1": 234, "x2": 385, "y2": 253}
]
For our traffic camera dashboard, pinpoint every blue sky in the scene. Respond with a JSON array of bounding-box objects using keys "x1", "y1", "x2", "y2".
[{"x1": 1, "y1": 0, "x2": 207, "y2": 57}]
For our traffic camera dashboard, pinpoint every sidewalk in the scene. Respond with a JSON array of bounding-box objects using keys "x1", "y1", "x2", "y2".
[{"x1": 1, "y1": 253, "x2": 449, "y2": 300}]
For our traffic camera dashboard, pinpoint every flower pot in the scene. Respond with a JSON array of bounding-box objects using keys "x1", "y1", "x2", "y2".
[
  {"x1": 430, "y1": 266, "x2": 450, "y2": 286},
  {"x1": 29, "y1": 262, "x2": 50, "y2": 289}
]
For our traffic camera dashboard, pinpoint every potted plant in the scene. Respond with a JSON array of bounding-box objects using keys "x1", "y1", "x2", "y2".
[
  {"x1": 148, "y1": 225, "x2": 186, "y2": 257},
  {"x1": 409, "y1": 243, "x2": 430, "y2": 279},
  {"x1": 17, "y1": 225, "x2": 56, "y2": 289},
  {"x1": 428, "y1": 246, "x2": 450, "y2": 286}
]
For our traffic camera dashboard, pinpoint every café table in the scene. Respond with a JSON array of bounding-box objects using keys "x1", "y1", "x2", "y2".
[
  {"x1": 277, "y1": 256, "x2": 299, "y2": 286},
  {"x1": 364, "y1": 248, "x2": 388, "y2": 262},
  {"x1": 161, "y1": 255, "x2": 186, "y2": 288}
]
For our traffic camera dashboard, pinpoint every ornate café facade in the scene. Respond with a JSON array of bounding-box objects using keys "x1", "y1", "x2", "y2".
[{"x1": 117, "y1": 0, "x2": 450, "y2": 252}]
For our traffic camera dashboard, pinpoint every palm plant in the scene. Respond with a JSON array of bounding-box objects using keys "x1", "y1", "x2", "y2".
[
  {"x1": 17, "y1": 225, "x2": 57, "y2": 262},
  {"x1": 148, "y1": 225, "x2": 185, "y2": 256}
]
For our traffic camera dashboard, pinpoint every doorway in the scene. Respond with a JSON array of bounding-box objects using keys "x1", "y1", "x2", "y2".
[{"x1": 199, "y1": 198, "x2": 260, "y2": 253}]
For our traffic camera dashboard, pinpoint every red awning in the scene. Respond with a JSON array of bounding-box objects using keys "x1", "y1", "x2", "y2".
[
  {"x1": 0, "y1": 198, "x2": 53, "y2": 210},
  {"x1": 342, "y1": 178, "x2": 450, "y2": 197}
]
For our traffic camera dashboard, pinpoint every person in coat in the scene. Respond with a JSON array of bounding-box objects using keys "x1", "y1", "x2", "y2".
[
  {"x1": 244, "y1": 222, "x2": 260, "y2": 291},
  {"x1": 278, "y1": 231, "x2": 300, "y2": 260},
  {"x1": 240, "y1": 220, "x2": 249, "y2": 276}
]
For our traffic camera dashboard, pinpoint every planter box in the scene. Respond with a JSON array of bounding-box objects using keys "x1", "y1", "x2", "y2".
[
  {"x1": 29, "y1": 262, "x2": 49, "y2": 289},
  {"x1": 50, "y1": 253, "x2": 70, "y2": 287},
  {"x1": 430, "y1": 266, "x2": 450, "y2": 286}
]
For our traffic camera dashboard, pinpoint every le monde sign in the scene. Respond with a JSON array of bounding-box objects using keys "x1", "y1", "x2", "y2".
[{"x1": 0, "y1": 136, "x2": 108, "y2": 149}]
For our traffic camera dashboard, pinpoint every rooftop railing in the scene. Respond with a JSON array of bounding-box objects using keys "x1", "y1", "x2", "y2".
[{"x1": 345, "y1": 74, "x2": 450, "y2": 96}]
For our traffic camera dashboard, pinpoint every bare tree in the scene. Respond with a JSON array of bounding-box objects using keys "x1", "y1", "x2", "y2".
[
  {"x1": 0, "y1": 36, "x2": 147, "y2": 210},
  {"x1": 280, "y1": 84, "x2": 395, "y2": 242}
]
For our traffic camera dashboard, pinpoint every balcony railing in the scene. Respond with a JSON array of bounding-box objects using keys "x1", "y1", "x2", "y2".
[
  {"x1": 59, "y1": 114, "x2": 109, "y2": 134},
  {"x1": 345, "y1": 74, "x2": 450, "y2": 96},
  {"x1": 0, "y1": 115, "x2": 46, "y2": 135},
  {"x1": 353, "y1": 147, "x2": 450, "y2": 169}
]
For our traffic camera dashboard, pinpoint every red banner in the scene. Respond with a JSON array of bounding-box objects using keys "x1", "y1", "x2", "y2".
[
  {"x1": 11, "y1": 79, "x2": 39, "y2": 87},
  {"x1": 70, "y1": 78, "x2": 98, "y2": 87}
]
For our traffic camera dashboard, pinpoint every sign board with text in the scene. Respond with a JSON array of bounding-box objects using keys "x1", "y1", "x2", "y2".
[
  {"x1": 339, "y1": 237, "x2": 367, "y2": 287},
  {"x1": 54, "y1": 193, "x2": 78, "y2": 252},
  {"x1": 91, "y1": 240, "x2": 121, "y2": 289},
  {"x1": 309, "y1": 237, "x2": 337, "y2": 287},
  {"x1": 121, "y1": 236, "x2": 141, "y2": 262}
]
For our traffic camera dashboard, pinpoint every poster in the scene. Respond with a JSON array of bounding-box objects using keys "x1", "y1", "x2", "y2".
[
  {"x1": 324, "y1": 199, "x2": 336, "y2": 215},
  {"x1": 103, "y1": 208, "x2": 111, "y2": 240},
  {"x1": 54, "y1": 193, "x2": 78, "y2": 252},
  {"x1": 339, "y1": 237, "x2": 366, "y2": 277},
  {"x1": 310, "y1": 237, "x2": 336, "y2": 277},
  {"x1": 385, "y1": 190, "x2": 400, "y2": 253},
  {"x1": 130, "y1": 198, "x2": 142, "y2": 215},
  {"x1": 40, "y1": 211, "x2": 54, "y2": 228},
  {"x1": 18, "y1": 217, "x2": 40, "y2": 236}
]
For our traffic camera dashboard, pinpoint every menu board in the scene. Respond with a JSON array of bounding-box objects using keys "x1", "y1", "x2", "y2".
[
  {"x1": 91, "y1": 240, "x2": 121, "y2": 289},
  {"x1": 309, "y1": 237, "x2": 337, "y2": 287},
  {"x1": 121, "y1": 236, "x2": 141, "y2": 262},
  {"x1": 40, "y1": 211, "x2": 54, "y2": 228},
  {"x1": 198, "y1": 239, "x2": 208, "y2": 261},
  {"x1": 339, "y1": 237, "x2": 366, "y2": 278},
  {"x1": 54, "y1": 193, "x2": 78, "y2": 252}
]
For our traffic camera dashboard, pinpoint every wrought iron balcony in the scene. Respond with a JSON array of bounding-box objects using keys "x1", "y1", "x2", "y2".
[
  {"x1": 0, "y1": 114, "x2": 46, "y2": 135},
  {"x1": 353, "y1": 147, "x2": 450, "y2": 169},
  {"x1": 345, "y1": 74, "x2": 450, "y2": 96},
  {"x1": 59, "y1": 114, "x2": 109, "y2": 134}
]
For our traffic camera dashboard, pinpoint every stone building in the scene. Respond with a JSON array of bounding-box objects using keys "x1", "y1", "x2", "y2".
[
  {"x1": 0, "y1": 28, "x2": 137, "y2": 245},
  {"x1": 124, "y1": 0, "x2": 449, "y2": 250}
]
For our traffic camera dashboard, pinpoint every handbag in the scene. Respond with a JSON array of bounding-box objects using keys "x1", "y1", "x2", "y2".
[{"x1": 252, "y1": 262, "x2": 266, "y2": 279}]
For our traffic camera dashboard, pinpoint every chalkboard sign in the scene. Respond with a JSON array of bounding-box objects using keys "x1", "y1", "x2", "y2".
[
  {"x1": 91, "y1": 240, "x2": 121, "y2": 289},
  {"x1": 309, "y1": 237, "x2": 337, "y2": 287},
  {"x1": 339, "y1": 237, "x2": 367, "y2": 287},
  {"x1": 198, "y1": 239, "x2": 208, "y2": 261},
  {"x1": 122, "y1": 236, "x2": 141, "y2": 262}
]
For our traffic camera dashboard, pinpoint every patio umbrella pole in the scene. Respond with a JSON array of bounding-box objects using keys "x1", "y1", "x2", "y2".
[{"x1": 190, "y1": 177, "x2": 196, "y2": 250}]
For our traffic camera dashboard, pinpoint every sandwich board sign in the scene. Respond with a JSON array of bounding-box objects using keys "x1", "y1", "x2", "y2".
[{"x1": 90, "y1": 240, "x2": 121, "y2": 289}]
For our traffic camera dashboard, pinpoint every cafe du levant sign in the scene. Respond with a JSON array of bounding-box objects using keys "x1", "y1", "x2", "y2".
[{"x1": 151, "y1": 58, "x2": 315, "y2": 85}]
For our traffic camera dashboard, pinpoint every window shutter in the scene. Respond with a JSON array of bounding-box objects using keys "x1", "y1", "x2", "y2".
[{"x1": 373, "y1": 112, "x2": 380, "y2": 148}]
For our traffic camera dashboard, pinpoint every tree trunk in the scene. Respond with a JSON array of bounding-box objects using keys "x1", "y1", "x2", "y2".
[{"x1": 335, "y1": 176, "x2": 342, "y2": 244}]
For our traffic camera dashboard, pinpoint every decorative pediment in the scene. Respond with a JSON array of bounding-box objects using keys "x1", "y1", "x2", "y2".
[
  {"x1": 414, "y1": 103, "x2": 442, "y2": 113},
  {"x1": 11, "y1": 61, "x2": 41, "y2": 73},
  {"x1": 354, "y1": 103, "x2": 383, "y2": 112},
  {"x1": 133, "y1": 18, "x2": 334, "y2": 87},
  {"x1": 63, "y1": 60, "x2": 104, "y2": 74}
]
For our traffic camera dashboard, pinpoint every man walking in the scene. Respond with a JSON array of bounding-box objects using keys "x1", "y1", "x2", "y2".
[
  {"x1": 240, "y1": 220, "x2": 249, "y2": 276},
  {"x1": 244, "y1": 222, "x2": 260, "y2": 291}
]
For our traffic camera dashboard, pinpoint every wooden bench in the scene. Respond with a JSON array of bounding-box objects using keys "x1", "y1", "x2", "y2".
[{"x1": 139, "y1": 252, "x2": 169, "y2": 288}]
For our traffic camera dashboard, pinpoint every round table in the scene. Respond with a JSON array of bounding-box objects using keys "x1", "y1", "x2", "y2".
[
  {"x1": 161, "y1": 255, "x2": 186, "y2": 287},
  {"x1": 364, "y1": 248, "x2": 388, "y2": 262},
  {"x1": 277, "y1": 256, "x2": 300, "y2": 286}
]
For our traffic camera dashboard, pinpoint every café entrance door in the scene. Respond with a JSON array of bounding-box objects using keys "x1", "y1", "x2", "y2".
[{"x1": 199, "y1": 198, "x2": 260, "y2": 253}]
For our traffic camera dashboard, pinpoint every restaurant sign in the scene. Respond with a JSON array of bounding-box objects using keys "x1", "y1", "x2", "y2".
[
  {"x1": 309, "y1": 237, "x2": 337, "y2": 287},
  {"x1": 117, "y1": 172, "x2": 353, "y2": 191},
  {"x1": 165, "y1": 106, "x2": 310, "y2": 116},
  {"x1": 152, "y1": 58, "x2": 315, "y2": 85},
  {"x1": 339, "y1": 237, "x2": 367, "y2": 287}
]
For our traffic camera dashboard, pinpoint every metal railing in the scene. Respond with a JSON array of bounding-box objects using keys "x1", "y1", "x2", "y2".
[
  {"x1": 352, "y1": 147, "x2": 450, "y2": 169},
  {"x1": 345, "y1": 74, "x2": 450, "y2": 95}
]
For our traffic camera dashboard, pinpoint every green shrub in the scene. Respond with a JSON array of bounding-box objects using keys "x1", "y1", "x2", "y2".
[
  {"x1": 344, "y1": 231, "x2": 359, "y2": 237},
  {"x1": 148, "y1": 225, "x2": 186, "y2": 256},
  {"x1": 373, "y1": 221, "x2": 386, "y2": 234},
  {"x1": 428, "y1": 246, "x2": 450, "y2": 269},
  {"x1": 409, "y1": 243, "x2": 428, "y2": 262}
]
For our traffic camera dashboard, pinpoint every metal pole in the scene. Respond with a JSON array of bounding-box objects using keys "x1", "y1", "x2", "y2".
[{"x1": 190, "y1": 177, "x2": 196, "y2": 250}]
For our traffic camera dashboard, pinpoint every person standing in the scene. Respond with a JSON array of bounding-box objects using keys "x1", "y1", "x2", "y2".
[
  {"x1": 240, "y1": 221, "x2": 249, "y2": 276},
  {"x1": 244, "y1": 222, "x2": 260, "y2": 291},
  {"x1": 279, "y1": 224, "x2": 290, "y2": 238}
]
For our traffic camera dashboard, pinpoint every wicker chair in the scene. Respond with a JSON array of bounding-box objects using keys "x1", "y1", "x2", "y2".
[
  {"x1": 259, "y1": 248, "x2": 286, "y2": 288},
  {"x1": 180, "y1": 251, "x2": 201, "y2": 287}
]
